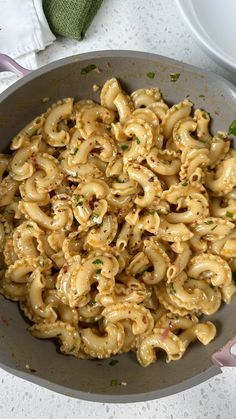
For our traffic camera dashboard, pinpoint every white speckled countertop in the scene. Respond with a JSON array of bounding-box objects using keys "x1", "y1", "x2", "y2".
[{"x1": 0, "y1": 0, "x2": 236, "y2": 418}]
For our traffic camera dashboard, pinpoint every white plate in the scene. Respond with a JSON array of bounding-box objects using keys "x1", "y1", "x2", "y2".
[{"x1": 176, "y1": 0, "x2": 236, "y2": 72}]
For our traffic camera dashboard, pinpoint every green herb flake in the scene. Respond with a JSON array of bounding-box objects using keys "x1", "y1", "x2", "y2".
[
  {"x1": 96, "y1": 269, "x2": 102, "y2": 275},
  {"x1": 27, "y1": 224, "x2": 33, "y2": 228},
  {"x1": 72, "y1": 148, "x2": 78, "y2": 156},
  {"x1": 146, "y1": 72, "x2": 156, "y2": 79},
  {"x1": 199, "y1": 94, "x2": 205, "y2": 98},
  {"x1": 109, "y1": 360, "x2": 119, "y2": 367},
  {"x1": 90, "y1": 299, "x2": 96, "y2": 306},
  {"x1": 228, "y1": 120, "x2": 236, "y2": 136},
  {"x1": 121, "y1": 144, "x2": 128, "y2": 151},
  {"x1": 182, "y1": 181, "x2": 188, "y2": 186},
  {"x1": 110, "y1": 379, "x2": 120, "y2": 386},
  {"x1": 169, "y1": 284, "x2": 176, "y2": 295},
  {"x1": 204, "y1": 220, "x2": 213, "y2": 225},
  {"x1": 80, "y1": 64, "x2": 97, "y2": 75},
  {"x1": 56, "y1": 333, "x2": 62, "y2": 337},
  {"x1": 92, "y1": 259, "x2": 104, "y2": 265},
  {"x1": 70, "y1": 346, "x2": 76, "y2": 352},
  {"x1": 93, "y1": 213, "x2": 100, "y2": 223},
  {"x1": 136, "y1": 137, "x2": 141, "y2": 145},
  {"x1": 39, "y1": 260, "x2": 45, "y2": 268},
  {"x1": 226, "y1": 211, "x2": 234, "y2": 219},
  {"x1": 75, "y1": 194, "x2": 83, "y2": 207},
  {"x1": 170, "y1": 73, "x2": 180, "y2": 82},
  {"x1": 138, "y1": 268, "x2": 148, "y2": 277},
  {"x1": 211, "y1": 225, "x2": 217, "y2": 231},
  {"x1": 175, "y1": 134, "x2": 183, "y2": 143}
]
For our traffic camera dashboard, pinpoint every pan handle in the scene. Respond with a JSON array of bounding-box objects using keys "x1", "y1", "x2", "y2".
[
  {"x1": 0, "y1": 53, "x2": 31, "y2": 77},
  {"x1": 212, "y1": 336, "x2": 236, "y2": 367}
]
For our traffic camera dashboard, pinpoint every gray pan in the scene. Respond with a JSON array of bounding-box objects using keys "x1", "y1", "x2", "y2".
[{"x1": 0, "y1": 50, "x2": 235, "y2": 403}]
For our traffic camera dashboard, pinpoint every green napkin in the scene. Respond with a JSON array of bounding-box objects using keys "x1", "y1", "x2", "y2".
[{"x1": 43, "y1": 0, "x2": 103, "y2": 41}]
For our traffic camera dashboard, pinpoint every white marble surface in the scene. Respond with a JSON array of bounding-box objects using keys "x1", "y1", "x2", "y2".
[{"x1": 0, "y1": 0, "x2": 236, "y2": 418}]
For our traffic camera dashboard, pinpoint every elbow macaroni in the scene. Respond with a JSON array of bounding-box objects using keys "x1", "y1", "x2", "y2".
[{"x1": 0, "y1": 78, "x2": 235, "y2": 367}]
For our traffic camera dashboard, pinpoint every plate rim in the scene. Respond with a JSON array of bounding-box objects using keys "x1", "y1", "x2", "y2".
[{"x1": 175, "y1": 0, "x2": 236, "y2": 72}]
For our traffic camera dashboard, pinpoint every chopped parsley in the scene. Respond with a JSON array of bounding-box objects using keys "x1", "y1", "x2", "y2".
[
  {"x1": 228, "y1": 120, "x2": 236, "y2": 136},
  {"x1": 170, "y1": 73, "x2": 180, "y2": 82},
  {"x1": 136, "y1": 137, "x2": 141, "y2": 145},
  {"x1": 211, "y1": 225, "x2": 217, "y2": 231},
  {"x1": 27, "y1": 224, "x2": 33, "y2": 228},
  {"x1": 182, "y1": 181, "x2": 188, "y2": 186},
  {"x1": 146, "y1": 72, "x2": 156, "y2": 79},
  {"x1": 39, "y1": 260, "x2": 45, "y2": 268},
  {"x1": 92, "y1": 213, "x2": 100, "y2": 223},
  {"x1": 56, "y1": 333, "x2": 62, "y2": 337},
  {"x1": 199, "y1": 94, "x2": 205, "y2": 98},
  {"x1": 121, "y1": 144, "x2": 128, "y2": 151},
  {"x1": 70, "y1": 346, "x2": 76, "y2": 352},
  {"x1": 72, "y1": 148, "x2": 78, "y2": 156},
  {"x1": 80, "y1": 64, "x2": 97, "y2": 75},
  {"x1": 110, "y1": 379, "x2": 120, "y2": 386},
  {"x1": 137, "y1": 268, "x2": 148, "y2": 277},
  {"x1": 169, "y1": 284, "x2": 176, "y2": 295},
  {"x1": 96, "y1": 269, "x2": 102, "y2": 275},
  {"x1": 75, "y1": 195, "x2": 83, "y2": 207},
  {"x1": 175, "y1": 134, "x2": 182, "y2": 142},
  {"x1": 109, "y1": 360, "x2": 119, "y2": 367},
  {"x1": 90, "y1": 299, "x2": 96, "y2": 306},
  {"x1": 226, "y1": 211, "x2": 233, "y2": 219},
  {"x1": 92, "y1": 259, "x2": 103, "y2": 265},
  {"x1": 204, "y1": 220, "x2": 213, "y2": 225}
]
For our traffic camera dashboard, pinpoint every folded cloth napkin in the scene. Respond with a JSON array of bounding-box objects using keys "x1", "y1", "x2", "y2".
[
  {"x1": 0, "y1": 0, "x2": 56, "y2": 70},
  {"x1": 43, "y1": 0, "x2": 103, "y2": 41}
]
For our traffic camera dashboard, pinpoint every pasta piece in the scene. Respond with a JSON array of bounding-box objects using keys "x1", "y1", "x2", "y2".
[
  {"x1": 127, "y1": 163, "x2": 162, "y2": 207},
  {"x1": 137, "y1": 328, "x2": 185, "y2": 367},
  {"x1": 131, "y1": 88, "x2": 162, "y2": 108},
  {"x1": 205, "y1": 157, "x2": 236, "y2": 196},
  {"x1": 81, "y1": 322, "x2": 125, "y2": 358},
  {"x1": 30, "y1": 320, "x2": 81, "y2": 356},
  {"x1": 44, "y1": 99, "x2": 73, "y2": 147},
  {"x1": 162, "y1": 99, "x2": 192, "y2": 139},
  {"x1": 102, "y1": 302, "x2": 154, "y2": 336},
  {"x1": 188, "y1": 253, "x2": 232, "y2": 288}
]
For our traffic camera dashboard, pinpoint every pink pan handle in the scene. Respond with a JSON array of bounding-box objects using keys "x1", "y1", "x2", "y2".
[
  {"x1": 0, "y1": 53, "x2": 31, "y2": 76},
  {"x1": 212, "y1": 336, "x2": 236, "y2": 367}
]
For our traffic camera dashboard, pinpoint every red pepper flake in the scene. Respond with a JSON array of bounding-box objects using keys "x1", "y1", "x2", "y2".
[
  {"x1": 63, "y1": 265, "x2": 68, "y2": 273},
  {"x1": 1, "y1": 316, "x2": 9, "y2": 326},
  {"x1": 160, "y1": 328, "x2": 171, "y2": 341}
]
